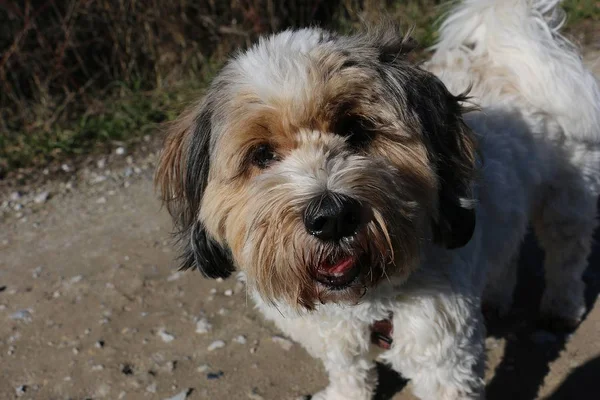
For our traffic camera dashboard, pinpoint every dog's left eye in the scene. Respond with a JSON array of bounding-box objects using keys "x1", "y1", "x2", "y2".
[{"x1": 250, "y1": 143, "x2": 279, "y2": 169}]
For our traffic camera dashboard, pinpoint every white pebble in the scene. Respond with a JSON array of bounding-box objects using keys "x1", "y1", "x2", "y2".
[
  {"x1": 146, "y1": 382, "x2": 157, "y2": 393},
  {"x1": 97, "y1": 159, "x2": 106, "y2": 169},
  {"x1": 224, "y1": 289, "x2": 233, "y2": 297},
  {"x1": 207, "y1": 340, "x2": 226, "y2": 351},
  {"x1": 10, "y1": 192, "x2": 22, "y2": 201},
  {"x1": 271, "y1": 335, "x2": 293, "y2": 351},
  {"x1": 234, "y1": 335, "x2": 247, "y2": 344},
  {"x1": 115, "y1": 147, "x2": 126, "y2": 155},
  {"x1": 209, "y1": 288, "x2": 217, "y2": 294},
  {"x1": 197, "y1": 364, "x2": 210, "y2": 373},
  {"x1": 218, "y1": 308, "x2": 229, "y2": 316},
  {"x1": 10, "y1": 309, "x2": 32, "y2": 322},
  {"x1": 164, "y1": 390, "x2": 191, "y2": 400},
  {"x1": 91, "y1": 364, "x2": 104, "y2": 371},
  {"x1": 96, "y1": 197, "x2": 107, "y2": 204},
  {"x1": 34, "y1": 191, "x2": 50, "y2": 204},
  {"x1": 167, "y1": 271, "x2": 183, "y2": 281},
  {"x1": 195, "y1": 318, "x2": 212, "y2": 334},
  {"x1": 158, "y1": 329, "x2": 175, "y2": 343}
]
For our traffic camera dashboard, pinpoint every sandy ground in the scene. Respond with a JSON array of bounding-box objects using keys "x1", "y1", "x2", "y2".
[{"x1": 1, "y1": 54, "x2": 599, "y2": 400}]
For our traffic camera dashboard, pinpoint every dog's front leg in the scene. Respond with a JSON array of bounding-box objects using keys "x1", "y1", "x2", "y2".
[
  {"x1": 272, "y1": 313, "x2": 376, "y2": 400},
  {"x1": 381, "y1": 294, "x2": 486, "y2": 400}
]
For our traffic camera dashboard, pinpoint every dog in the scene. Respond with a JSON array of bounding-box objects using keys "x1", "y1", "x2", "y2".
[{"x1": 155, "y1": 0, "x2": 600, "y2": 398}]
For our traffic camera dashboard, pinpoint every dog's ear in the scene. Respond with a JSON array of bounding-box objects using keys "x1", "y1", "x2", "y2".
[
  {"x1": 155, "y1": 94, "x2": 235, "y2": 278},
  {"x1": 363, "y1": 25, "x2": 478, "y2": 248},
  {"x1": 368, "y1": 26, "x2": 477, "y2": 248},
  {"x1": 405, "y1": 75, "x2": 478, "y2": 249}
]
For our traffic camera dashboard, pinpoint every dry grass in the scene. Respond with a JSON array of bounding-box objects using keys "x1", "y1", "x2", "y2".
[{"x1": 0, "y1": 0, "x2": 596, "y2": 176}]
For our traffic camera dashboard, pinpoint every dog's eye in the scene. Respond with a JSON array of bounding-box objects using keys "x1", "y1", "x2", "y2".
[
  {"x1": 334, "y1": 115, "x2": 375, "y2": 149},
  {"x1": 250, "y1": 143, "x2": 279, "y2": 169}
]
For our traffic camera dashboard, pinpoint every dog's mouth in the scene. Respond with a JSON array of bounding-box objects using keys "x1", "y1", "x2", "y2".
[{"x1": 314, "y1": 254, "x2": 363, "y2": 290}]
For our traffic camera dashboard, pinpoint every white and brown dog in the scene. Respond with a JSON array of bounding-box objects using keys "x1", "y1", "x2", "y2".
[{"x1": 156, "y1": 0, "x2": 600, "y2": 399}]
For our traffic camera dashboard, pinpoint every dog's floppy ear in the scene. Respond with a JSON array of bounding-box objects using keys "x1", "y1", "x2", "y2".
[
  {"x1": 406, "y1": 76, "x2": 478, "y2": 249},
  {"x1": 369, "y1": 26, "x2": 477, "y2": 248},
  {"x1": 155, "y1": 93, "x2": 235, "y2": 278}
]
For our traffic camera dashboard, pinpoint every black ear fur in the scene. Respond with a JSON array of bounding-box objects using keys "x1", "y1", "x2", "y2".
[
  {"x1": 156, "y1": 90, "x2": 236, "y2": 278},
  {"x1": 180, "y1": 221, "x2": 234, "y2": 279},
  {"x1": 371, "y1": 29, "x2": 478, "y2": 248},
  {"x1": 408, "y1": 81, "x2": 477, "y2": 249}
]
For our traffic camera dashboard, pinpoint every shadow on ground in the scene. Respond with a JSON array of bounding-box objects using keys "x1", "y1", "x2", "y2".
[{"x1": 373, "y1": 201, "x2": 600, "y2": 400}]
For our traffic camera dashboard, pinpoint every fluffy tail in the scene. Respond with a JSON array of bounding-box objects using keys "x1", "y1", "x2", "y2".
[{"x1": 428, "y1": 0, "x2": 600, "y2": 144}]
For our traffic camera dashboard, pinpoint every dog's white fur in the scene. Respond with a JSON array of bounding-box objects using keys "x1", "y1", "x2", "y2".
[
  {"x1": 252, "y1": 1, "x2": 599, "y2": 399},
  {"x1": 157, "y1": 1, "x2": 600, "y2": 399}
]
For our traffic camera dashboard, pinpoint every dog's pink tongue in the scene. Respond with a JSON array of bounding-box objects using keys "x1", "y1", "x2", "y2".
[{"x1": 322, "y1": 256, "x2": 356, "y2": 275}]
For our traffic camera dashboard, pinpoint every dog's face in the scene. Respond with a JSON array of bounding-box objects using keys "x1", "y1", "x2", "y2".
[{"x1": 156, "y1": 26, "x2": 477, "y2": 309}]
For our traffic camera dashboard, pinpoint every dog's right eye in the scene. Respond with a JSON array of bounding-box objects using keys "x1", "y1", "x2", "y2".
[{"x1": 250, "y1": 143, "x2": 279, "y2": 169}]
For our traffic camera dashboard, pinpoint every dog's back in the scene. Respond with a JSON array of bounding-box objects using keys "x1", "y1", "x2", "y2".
[{"x1": 428, "y1": 0, "x2": 600, "y2": 327}]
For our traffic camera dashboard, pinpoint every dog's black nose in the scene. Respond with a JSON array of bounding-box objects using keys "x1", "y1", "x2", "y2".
[{"x1": 304, "y1": 193, "x2": 362, "y2": 241}]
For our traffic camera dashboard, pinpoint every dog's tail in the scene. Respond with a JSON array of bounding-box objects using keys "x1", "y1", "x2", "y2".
[{"x1": 428, "y1": 0, "x2": 600, "y2": 145}]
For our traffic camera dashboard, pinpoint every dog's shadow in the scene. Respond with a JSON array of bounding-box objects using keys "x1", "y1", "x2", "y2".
[{"x1": 374, "y1": 202, "x2": 600, "y2": 400}]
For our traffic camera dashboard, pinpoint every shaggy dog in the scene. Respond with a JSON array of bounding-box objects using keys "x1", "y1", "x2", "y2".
[{"x1": 156, "y1": 0, "x2": 600, "y2": 398}]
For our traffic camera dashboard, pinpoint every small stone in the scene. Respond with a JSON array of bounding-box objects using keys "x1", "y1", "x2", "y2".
[
  {"x1": 143, "y1": 135, "x2": 151, "y2": 142},
  {"x1": 8, "y1": 345, "x2": 15, "y2": 355},
  {"x1": 195, "y1": 318, "x2": 212, "y2": 334},
  {"x1": 146, "y1": 382, "x2": 157, "y2": 393},
  {"x1": 32, "y1": 266, "x2": 42, "y2": 278},
  {"x1": 95, "y1": 340, "x2": 105, "y2": 348},
  {"x1": 72, "y1": 347, "x2": 79, "y2": 355},
  {"x1": 218, "y1": 308, "x2": 228, "y2": 316},
  {"x1": 126, "y1": 156, "x2": 134, "y2": 165},
  {"x1": 207, "y1": 340, "x2": 226, "y2": 351},
  {"x1": 124, "y1": 167, "x2": 133, "y2": 177},
  {"x1": 197, "y1": 364, "x2": 210, "y2": 373},
  {"x1": 64, "y1": 376, "x2": 72, "y2": 382},
  {"x1": 91, "y1": 364, "x2": 104, "y2": 371},
  {"x1": 115, "y1": 147, "x2": 126, "y2": 155},
  {"x1": 97, "y1": 159, "x2": 107, "y2": 169},
  {"x1": 209, "y1": 288, "x2": 217, "y2": 294},
  {"x1": 91, "y1": 175, "x2": 107, "y2": 184},
  {"x1": 206, "y1": 371, "x2": 224, "y2": 380},
  {"x1": 224, "y1": 289, "x2": 233, "y2": 297},
  {"x1": 69, "y1": 275, "x2": 83, "y2": 284},
  {"x1": 247, "y1": 388, "x2": 265, "y2": 400},
  {"x1": 271, "y1": 335, "x2": 293, "y2": 351},
  {"x1": 34, "y1": 191, "x2": 50, "y2": 204},
  {"x1": 15, "y1": 385, "x2": 27, "y2": 397},
  {"x1": 10, "y1": 309, "x2": 32, "y2": 323},
  {"x1": 164, "y1": 389, "x2": 192, "y2": 400},
  {"x1": 167, "y1": 271, "x2": 183, "y2": 281},
  {"x1": 234, "y1": 335, "x2": 247, "y2": 344},
  {"x1": 216, "y1": 277, "x2": 224, "y2": 283},
  {"x1": 13, "y1": 203, "x2": 23, "y2": 211},
  {"x1": 134, "y1": 167, "x2": 142, "y2": 174},
  {"x1": 96, "y1": 197, "x2": 107, "y2": 204},
  {"x1": 10, "y1": 192, "x2": 22, "y2": 201},
  {"x1": 158, "y1": 329, "x2": 175, "y2": 343},
  {"x1": 121, "y1": 364, "x2": 134, "y2": 375},
  {"x1": 61, "y1": 164, "x2": 71, "y2": 172}
]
